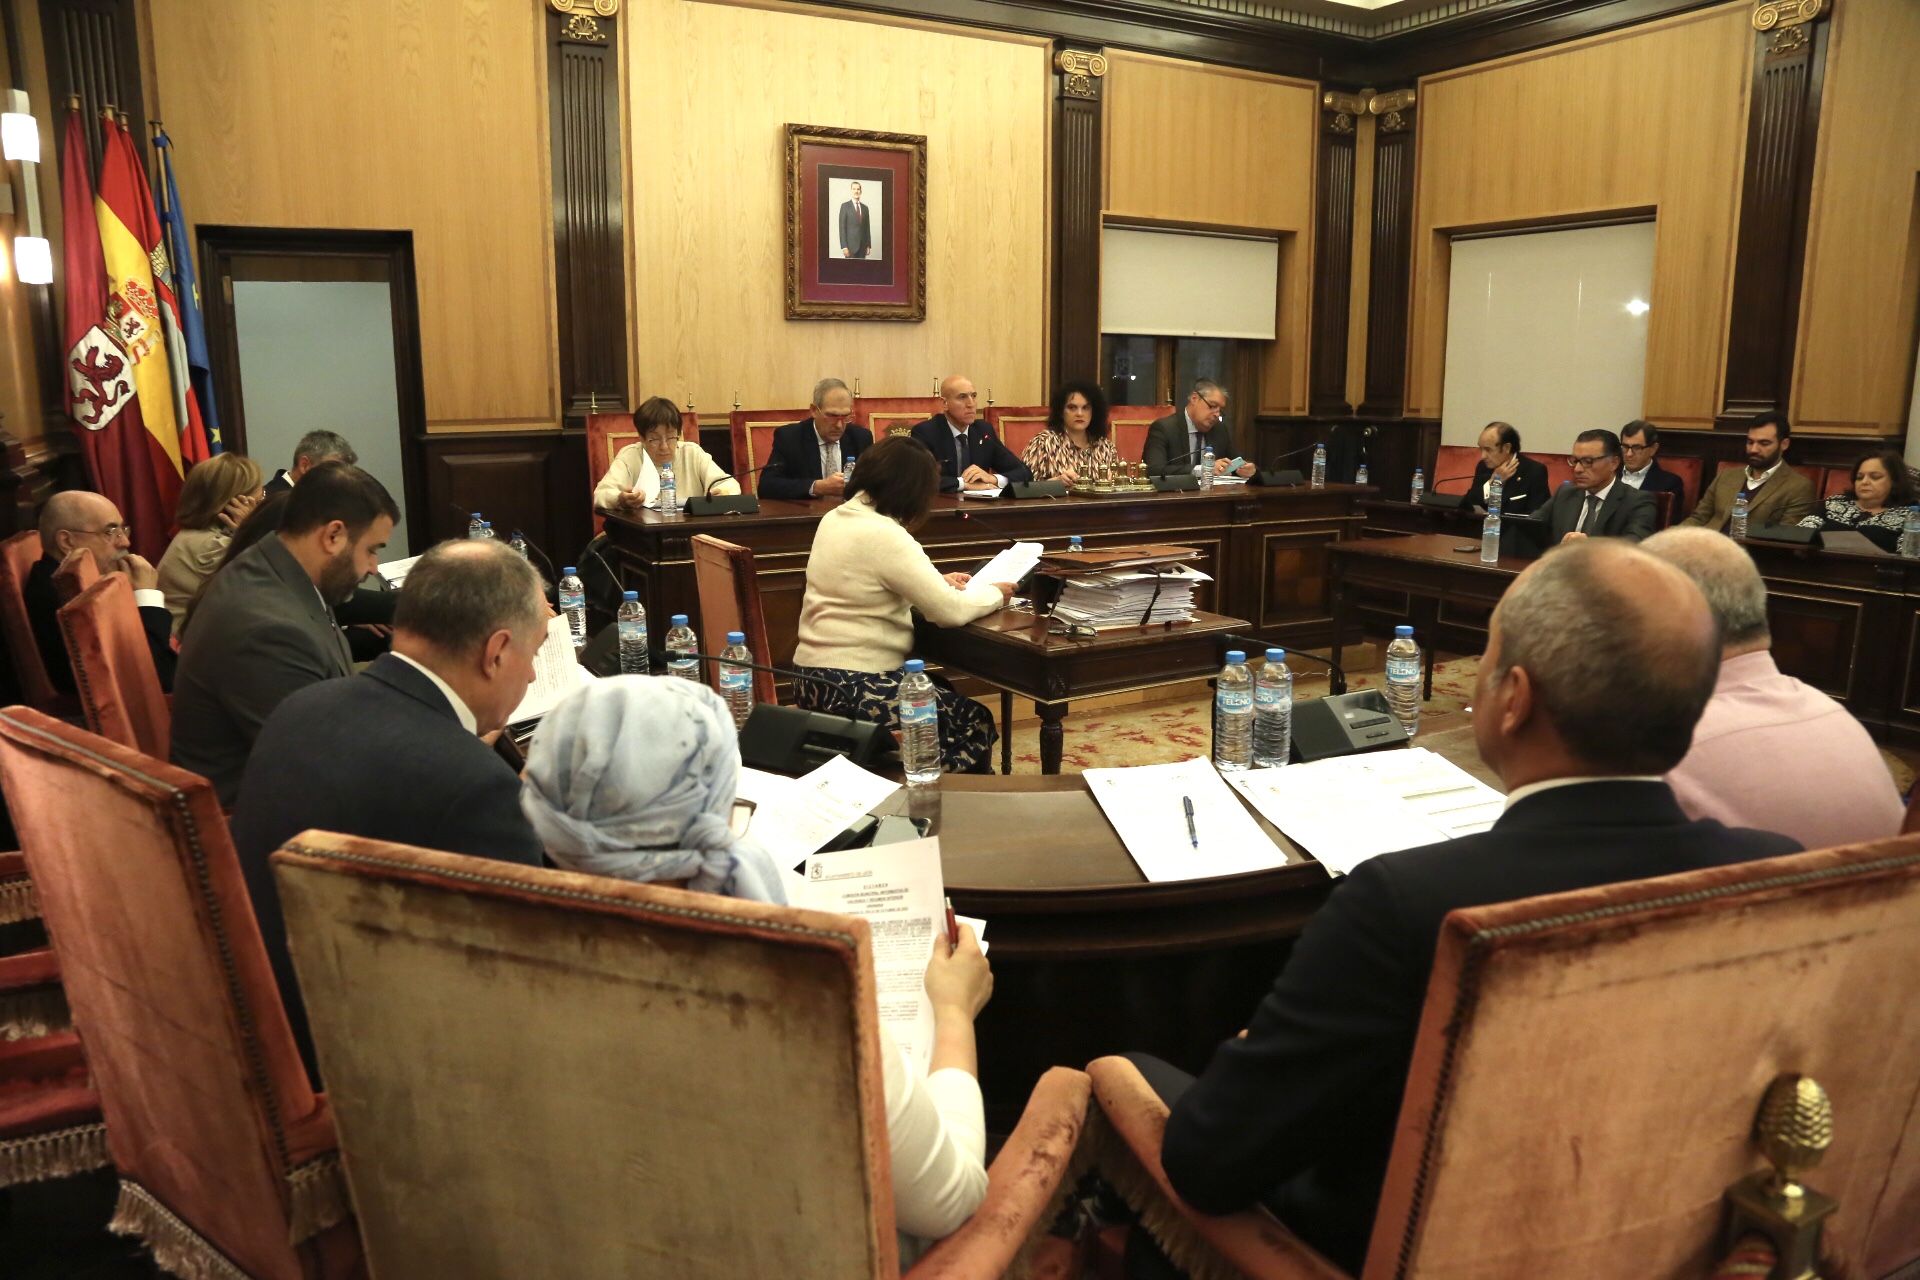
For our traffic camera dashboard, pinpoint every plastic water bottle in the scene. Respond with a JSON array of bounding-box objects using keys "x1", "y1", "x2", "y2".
[
  {"x1": 665, "y1": 614, "x2": 700, "y2": 682},
  {"x1": 1731, "y1": 491, "x2": 1750, "y2": 540},
  {"x1": 558, "y1": 567, "x2": 586, "y2": 650},
  {"x1": 1481, "y1": 503, "x2": 1502, "y2": 564},
  {"x1": 1488, "y1": 475, "x2": 1503, "y2": 509},
  {"x1": 1355, "y1": 462, "x2": 1369, "y2": 487},
  {"x1": 659, "y1": 464, "x2": 677, "y2": 516},
  {"x1": 1252, "y1": 648, "x2": 1292, "y2": 768},
  {"x1": 1199, "y1": 446, "x2": 1215, "y2": 491},
  {"x1": 898, "y1": 658, "x2": 942, "y2": 787},
  {"x1": 1212, "y1": 649, "x2": 1253, "y2": 772},
  {"x1": 509, "y1": 530, "x2": 529, "y2": 559},
  {"x1": 719, "y1": 631, "x2": 754, "y2": 728},
  {"x1": 1068, "y1": 535, "x2": 1083, "y2": 553},
  {"x1": 844, "y1": 453, "x2": 857, "y2": 485},
  {"x1": 480, "y1": 521, "x2": 496, "y2": 541},
  {"x1": 1902, "y1": 506, "x2": 1920, "y2": 559},
  {"x1": 466, "y1": 513, "x2": 485, "y2": 540},
  {"x1": 1410, "y1": 468, "x2": 1426, "y2": 503},
  {"x1": 617, "y1": 591, "x2": 649, "y2": 675},
  {"x1": 1310, "y1": 444, "x2": 1327, "y2": 489},
  {"x1": 1385, "y1": 625, "x2": 1421, "y2": 738}
]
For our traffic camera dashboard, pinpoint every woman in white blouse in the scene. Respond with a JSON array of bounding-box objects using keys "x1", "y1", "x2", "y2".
[{"x1": 593, "y1": 396, "x2": 740, "y2": 514}]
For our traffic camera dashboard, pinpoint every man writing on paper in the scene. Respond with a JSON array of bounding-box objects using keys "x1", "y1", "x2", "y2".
[{"x1": 1123, "y1": 540, "x2": 1799, "y2": 1275}]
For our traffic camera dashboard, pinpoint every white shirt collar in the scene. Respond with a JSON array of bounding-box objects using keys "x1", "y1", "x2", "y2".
[
  {"x1": 390, "y1": 652, "x2": 479, "y2": 735},
  {"x1": 1745, "y1": 459, "x2": 1783, "y2": 487},
  {"x1": 1504, "y1": 774, "x2": 1664, "y2": 811},
  {"x1": 1585, "y1": 478, "x2": 1616, "y2": 505}
]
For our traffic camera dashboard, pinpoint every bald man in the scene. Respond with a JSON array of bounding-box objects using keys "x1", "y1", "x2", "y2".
[
  {"x1": 1130, "y1": 541, "x2": 1800, "y2": 1276},
  {"x1": 25, "y1": 490, "x2": 175, "y2": 696},
  {"x1": 1645, "y1": 528, "x2": 1903, "y2": 849},
  {"x1": 909, "y1": 375, "x2": 1030, "y2": 492}
]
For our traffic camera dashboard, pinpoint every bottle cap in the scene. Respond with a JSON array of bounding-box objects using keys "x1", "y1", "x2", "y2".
[
  {"x1": 563, "y1": 566, "x2": 577, "y2": 576},
  {"x1": 471, "y1": 512, "x2": 482, "y2": 518},
  {"x1": 1413, "y1": 467, "x2": 1423, "y2": 474},
  {"x1": 904, "y1": 658, "x2": 926, "y2": 674},
  {"x1": 726, "y1": 631, "x2": 745, "y2": 644},
  {"x1": 1266, "y1": 648, "x2": 1285, "y2": 661},
  {"x1": 1395, "y1": 625, "x2": 1414, "y2": 637},
  {"x1": 670, "y1": 614, "x2": 688, "y2": 626},
  {"x1": 1225, "y1": 650, "x2": 1246, "y2": 664},
  {"x1": 622, "y1": 590, "x2": 639, "y2": 602}
]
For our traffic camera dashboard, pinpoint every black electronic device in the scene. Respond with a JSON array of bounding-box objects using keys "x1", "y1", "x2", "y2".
[
  {"x1": 1418, "y1": 491, "x2": 1470, "y2": 510},
  {"x1": 738, "y1": 703, "x2": 891, "y2": 775},
  {"x1": 1247, "y1": 469, "x2": 1304, "y2": 487},
  {"x1": 1744, "y1": 523, "x2": 1820, "y2": 548},
  {"x1": 683, "y1": 494, "x2": 761, "y2": 516},
  {"x1": 1007, "y1": 479, "x2": 1067, "y2": 499},
  {"x1": 1149, "y1": 475, "x2": 1200, "y2": 493},
  {"x1": 1289, "y1": 688, "x2": 1409, "y2": 763}
]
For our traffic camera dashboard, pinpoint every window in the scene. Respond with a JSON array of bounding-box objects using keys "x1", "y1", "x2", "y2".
[{"x1": 1102, "y1": 336, "x2": 1239, "y2": 406}]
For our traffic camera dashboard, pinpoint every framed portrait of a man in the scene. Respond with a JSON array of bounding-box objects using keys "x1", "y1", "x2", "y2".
[{"x1": 784, "y1": 124, "x2": 926, "y2": 322}]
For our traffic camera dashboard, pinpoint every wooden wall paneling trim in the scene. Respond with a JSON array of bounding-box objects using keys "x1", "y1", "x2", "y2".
[
  {"x1": 1050, "y1": 44, "x2": 1104, "y2": 386},
  {"x1": 418, "y1": 426, "x2": 592, "y2": 566},
  {"x1": 1364, "y1": 0, "x2": 1729, "y2": 80},
  {"x1": 1719, "y1": 4, "x2": 1830, "y2": 424},
  {"x1": 1309, "y1": 90, "x2": 1364, "y2": 417},
  {"x1": 1358, "y1": 92, "x2": 1416, "y2": 418},
  {"x1": 548, "y1": 4, "x2": 628, "y2": 420}
]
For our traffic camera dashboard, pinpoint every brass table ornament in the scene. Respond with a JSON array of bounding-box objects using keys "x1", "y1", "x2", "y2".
[{"x1": 1722, "y1": 1074, "x2": 1837, "y2": 1280}]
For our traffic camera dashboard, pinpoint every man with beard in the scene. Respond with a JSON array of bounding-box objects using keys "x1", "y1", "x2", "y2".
[
  {"x1": 1679, "y1": 411, "x2": 1816, "y2": 533},
  {"x1": 171, "y1": 461, "x2": 398, "y2": 805},
  {"x1": 24, "y1": 490, "x2": 176, "y2": 696}
]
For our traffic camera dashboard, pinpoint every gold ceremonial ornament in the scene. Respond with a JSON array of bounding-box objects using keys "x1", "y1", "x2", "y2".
[
  {"x1": 1722, "y1": 1074, "x2": 1837, "y2": 1280},
  {"x1": 548, "y1": 0, "x2": 618, "y2": 15},
  {"x1": 1756, "y1": 1074, "x2": 1833, "y2": 1200},
  {"x1": 1753, "y1": 0, "x2": 1826, "y2": 31}
]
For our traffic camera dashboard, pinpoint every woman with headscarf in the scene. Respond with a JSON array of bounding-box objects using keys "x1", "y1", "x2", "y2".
[{"x1": 519, "y1": 676, "x2": 994, "y2": 1258}]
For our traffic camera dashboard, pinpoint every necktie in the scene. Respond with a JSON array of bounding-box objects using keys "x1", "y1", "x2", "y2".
[
  {"x1": 821, "y1": 440, "x2": 839, "y2": 478},
  {"x1": 953, "y1": 431, "x2": 966, "y2": 479},
  {"x1": 1579, "y1": 494, "x2": 1599, "y2": 534}
]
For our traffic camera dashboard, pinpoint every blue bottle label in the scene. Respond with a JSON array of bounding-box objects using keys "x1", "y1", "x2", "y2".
[{"x1": 1216, "y1": 689, "x2": 1252, "y2": 713}]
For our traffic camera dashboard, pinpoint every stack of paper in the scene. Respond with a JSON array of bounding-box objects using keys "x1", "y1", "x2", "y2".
[
  {"x1": 733, "y1": 754, "x2": 901, "y2": 866},
  {"x1": 509, "y1": 613, "x2": 595, "y2": 726},
  {"x1": 1083, "y1": 757, "x2": 1291, "y2": 883},
  {"x1": 1052, "y1": 564, "x2": 1210, "y2": 630}
]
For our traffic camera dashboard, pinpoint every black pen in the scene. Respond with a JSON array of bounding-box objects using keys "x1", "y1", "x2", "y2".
[{"x1": 1182, "y1": 794, "x2": 1198, "y2": 848}]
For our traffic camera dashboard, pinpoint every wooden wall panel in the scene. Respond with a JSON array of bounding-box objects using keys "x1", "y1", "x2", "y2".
[
  {"x1": 1791, "y1": 0, "x2": 1920, "y2": 436},
  {"x1": 1, "y1": 0, "x2": 54, "y2": 450},
  {"x1": 625, "y1": 0, "x2": 1049, "y2": 411},
  {"x1": 145, "y1": 0, "x2": 560, "y2": 433},
  {"x1": 1404, "y1": 4, "x2": 1752, "y2": 427}
]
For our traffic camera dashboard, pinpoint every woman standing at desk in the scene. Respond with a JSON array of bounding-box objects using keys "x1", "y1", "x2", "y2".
[
  {"x1": 1798, "y1": 450, "x2": 1915, "y2": 549},
  {"x1": 594, "y1": 396, "x2": 740, "y2": 515},
  {"x1": 791, "y1": 435, "x2": 1016, "y2": 774},
  {"x1": 1021, "y1": 380, "x2": 1119, "y2": 485}
]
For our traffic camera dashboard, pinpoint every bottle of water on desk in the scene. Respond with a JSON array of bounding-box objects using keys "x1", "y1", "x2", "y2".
[
  {"x1": 1903, "y1": 506, "x2": 1920, "y2": 559},
  {"x1": 1199, "y1": 446, "x2": 1215, "y2": 491},
  {"x1": 1212, "y1": 649, "x2": 1253, "y2": 772},
  {"x1": 1410, "y1": 468, "x2": 1426, "y2": 504},
  {"x1": 899, "y1": 659, "x2": 942, "y2": 788},
  {"x1": 480, "y1": 521, "x2": 496, "y2": 541},
  {"x1": 558, "y1": 567, "x2": 586, "y2": 650},
  {"x1": 1253, "y1": 648, "x2": 1292, "y2": 768},
  {"x1": 1068, "y1": 535, "x2": 1083, "y2": 553},
  {"x1": 617, "y1": 591, "x2": 649, "y2": 675},
  {"x1": 1481, "y1": 502, "x2": 1502, "y2": 564},
  {"x1": 1310, "y1": 444, "x2": 1327, "y2": 489},
  {"x1": 844, "y1": 454, "x2": 857, "y2": 485},
  {"x1": 466, "y1": 513, "x2": 485, "y2": 540},
  {"x1": 509, "y1": 530, "x2": 528, "y2": 559},
  {"x1": 665, "y1": 614, "x2": 700, "y2": 682},
  {"x1": 1355, "y1": 462, "x2": 1369, "y2": 487},
  {"x1": 1386, "y1": 625, "x2": 1421, "y2": 738},
  {"x1": 1731, "y1": 491, "x2": 1750, "y2": 540},
  {"x1": 659, "y1": 464, "x2": 677, "y2": 516},
  {"x1": 719, "y1": 631, "x2": 754, "y2": 729},
  {"x1": 1488, "y1": 475, "x2": 1503, "y2": 509}
]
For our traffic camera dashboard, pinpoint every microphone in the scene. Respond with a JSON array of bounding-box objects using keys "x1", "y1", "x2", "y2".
[
  {"x1": 1219, "y1": 631, "x2": 1348, "y2": 696},
  {"x1": 717, "y1": 456, "x2": 783, "y2": 497},
  {"x1": 671, "y1": 651, "x2": 841, "y2": 695}
]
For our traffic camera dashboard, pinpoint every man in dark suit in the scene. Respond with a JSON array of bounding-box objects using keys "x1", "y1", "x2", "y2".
[
  {"x1": 1131, "y1": 540, "x2": 1800, "y2": 1275},
  {"x1": 909, "y1": 374, "x2": 1030, "y2": 492},
  {"x1": 1464, "y1": 421, "x2": 1551, "y2": 516},
  {"x1": 837, "y1": 181, "x2": 872, "y2": 259},
  {"x1": 1619, "y1": 420, "x2": 1688, "y2": 526},
  {"x1": 1142, "y1": 380, "x2": 1254, "y2": 479},
  {"x1": 1543, "y1": 428, "x2": 1657, "y2": 544},
  {"x1": 24, "y1": 490, "x2": 175, "y2": 695},
  {"x1": 263, "y1": 428, "x2": 357, "y2": 494},
  {"x1": 232, "y1": 538, "x2": 550, "y2": 1083},
  {"x1": 758, "y1": 378, "x2": 875, "y2": 501},
  {"x1": 171, "y1": 462, "x2": 399, "y2": 805}
]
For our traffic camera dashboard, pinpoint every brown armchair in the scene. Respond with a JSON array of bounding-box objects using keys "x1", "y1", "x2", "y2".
[
  {"x1": 1085, "y1": 836, "x2": 1920, "y2": 1278},
  {"x1": 273, "y1": 833, "x2": 1092, "y2": 1278},
  {"x1": 57, "y1": 572, "x2": 171, "y2": 757}
]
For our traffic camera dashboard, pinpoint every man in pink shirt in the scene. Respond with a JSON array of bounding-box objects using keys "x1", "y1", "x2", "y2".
[{"x1": 1644, "y1": 528, "x2": 1904, "y2": 848}]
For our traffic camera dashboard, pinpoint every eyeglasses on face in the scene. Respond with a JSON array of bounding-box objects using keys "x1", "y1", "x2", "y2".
[
  {"x1": 1566, "y1": 454, "x2": 1614, "y2": 470},
  {"x1": 1621, "y1": 442, "x2": 1655, "y2": 454},
  {"x1": 1194, "y1": 394, "x2": 1226, "y2": 414},
  {"x1": 66, "y1": 522, "x2": 132, "y2": 540}
]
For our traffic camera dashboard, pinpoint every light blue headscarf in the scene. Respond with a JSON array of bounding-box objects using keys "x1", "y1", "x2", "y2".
[{"x1": 519, "y1": 676, "x2": 788, "y2": 904}]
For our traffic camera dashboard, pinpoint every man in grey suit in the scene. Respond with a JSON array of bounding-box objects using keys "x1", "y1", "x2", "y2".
[
  {"x1": 1143, "y1": 380, "x2": 1256, "y2": 479},
  {"x1": 837, "y1": 181, "x2": 872, "y2": 259},
  {"x1": 171, "y1": 462, "x2": 399, "y2": 805},
  {"x1": 1543, "y1": 428, "x2": 1657, "y2": 545}
]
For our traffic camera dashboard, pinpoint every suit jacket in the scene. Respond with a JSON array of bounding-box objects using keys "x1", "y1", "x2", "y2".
[
  {"x1": 1465, "y1": 455, "x2": 1551, "y2": 516},
  {"x1": 1160, "y1": 781, "x2": 1801, "y2": 1272},
  {"x1": 757, "y1": 419, "x2": 876, "y2": 501},
  {"x1": 837, "y1": 199, "x2": 872, "y2": 259},
  {"x1": 170, "y1": 536, "x2": 355, "y2": 806},
  {"x1": 1143, "y1": 411, "x2": 1240, "y2": 478},
  {"x1": 909, "y1": 415, "x2": 1031, "y2": 492},
  {"x1": 264, "y1": 469, "x2": 292, "y2": 495},
  {"x1": 1680, "y1": 463, "x2": 1818, "y2": 533},
  {"x1": 231, "y1": 653, "x2": 544, "y2": 1083},
  {"x1": 239, "y1": 492, "x2": 397, "y2": 642},
  {"x1": 26, "y1": 555, "x2": 175, "y2": 696},
  {"x1": 1544, "y1": 479, "x2": 1657, "y2": 542}
]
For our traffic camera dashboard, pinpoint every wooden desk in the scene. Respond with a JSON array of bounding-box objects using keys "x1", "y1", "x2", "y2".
[
  {"x1": 915, "y1": 608, "x2": 1247, "y2": 774},
  {"x1": 1331, "y1": 534, "x2": 1526, "y2": 698}
]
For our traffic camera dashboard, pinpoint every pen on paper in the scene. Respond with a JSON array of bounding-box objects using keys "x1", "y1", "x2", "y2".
[
  {"x1": 944, "y1": 895, "x2": 959, "y2": 950},
  {"x1": 1182, "y1": 795, "x2": 1198, "y2": 848}
]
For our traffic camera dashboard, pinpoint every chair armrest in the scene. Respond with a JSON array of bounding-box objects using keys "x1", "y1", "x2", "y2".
[
  {"x1": 905, "y1": 1066, "x2": 1093, "y2": 1280},
  {"x1": 1084, "y1": 1056, "x2": 1350, "y2": 1280}
]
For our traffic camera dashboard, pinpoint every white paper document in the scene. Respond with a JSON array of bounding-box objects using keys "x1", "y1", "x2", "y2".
[
  {"x1": 376, "y1": 555, "x2": 421, "y2": 587},
  {"x1": 974, "y1": 541, "x2": 1044, "y2": 589},
  {"x1": 735, "y1": 755, "x2": 901, "y2": 866},
  {"x1": 509, "y1": 614, "x2": 594, "y2": 724},
  {"x1": 958, "y1": 485, "x2": 1004, "y2": 499},
  {"x1": 1227, "y1": 748, "x2": 1505, "y2": 878},
  {"x1": 1084, "y1": 757, "x2": 1291, "y2": 883}
]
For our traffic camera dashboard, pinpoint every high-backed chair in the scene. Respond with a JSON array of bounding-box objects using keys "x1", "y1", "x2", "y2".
[
  {"x1": 52, "y1": 545, "x2": 100, "y2": 604},
  {"x1": 272, "y1": 833, "x2": 1093, "y2": 1279},
  {"x1": 1661, "y1": 453, "x2": 1704, "y2": 505},
  {"x1": 982, "y1": 405, "x2": 1051, "y2": 461},
  {"x1": 1650, "y1": 487, "x2": 1678, "y2": 530},
  {"x1": 58, "y1": 573, "x2": 171, "y2": 758},
  {"x1": 1085, "y1": 836, "x2": 1920, "y2": 1278},
  {"x1": 585, "y1": 406, "x2": 705, "y2": 532},
  {"x1": 1430, "y1": 445, "x2": 1479, "y2": 495},
  {"x1": 0, "y1": 707, "x2": 360, "y2": 1280},
  {"x1": 1822, "y1": 467, "x2": 1855, "y2": 501},
  {"x1": 855, "y1": 395, "x2": 940, "y2": 440},
  {"x1": 0, "y1": 850, "x2": 34, "y2": 925},
  {"x1": 691, "y1": 533, "x2": 778, "y2": 705},
  {"x1": 0, "y1": 530, "x2": 67, "y2": 715},
  {"x1": 728, "y1": 406, "x2": 812, "y2": 486},
  {"x1": 1108, "y1": 404, "x2": 1173, "y2": 468}
]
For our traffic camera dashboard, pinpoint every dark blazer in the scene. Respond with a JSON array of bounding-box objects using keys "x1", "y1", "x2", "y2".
[
  {"x1": 239, "y1": 491, "x2": 397, "y2": 642},
  {"x1": 1626, "y1": 458, "x2": 1688, "y2": 505},
  {"x1": 1544, "y1": 479, "x2": 1657, "y2": 542},
  {"x1": 909, "y1": 415, "x2": 1031, "y2": 492},
  {"x1": 1160, "y1": 781, "x2": 1800, "y2": 1272},
  {"x1": 1465, "y1": 455, "x2": 1551, "y2": 516},
  {"x1": 231, "y1": 653, "x2": 544, "y2": 1083},
  {"x1": 757, "y1": 419, "x2": 876, "y2": 501},
  {"x1": 837, "y1": 198, "x2": 872, "y2": 259},
  {"x1": 1142, "y1": 411, "x2": 1240, "y2": 478},
  {"x1": 170, "y1": 536, "x2": 355, "y2": 806},
  {"x1": 263, "y1": 469, "x2": 292, "y2": 495},
  {"x1": 25, "y1": 556, "x2": 175, "y2": 696}
]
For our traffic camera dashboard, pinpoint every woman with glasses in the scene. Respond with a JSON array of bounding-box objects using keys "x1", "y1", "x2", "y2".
[
  {"x1": 593, "y1": 396, "x2": 740, "y2": 515},
  {"x1": 1020, "y1": 380, "x2": 1120, "y2": 485},
  {"x1": 158, "y1": 453, "x2": 265, "y2": 635},
  {"x1": 1797, "y1": 450, "x2": 1917, "y2": 550}
]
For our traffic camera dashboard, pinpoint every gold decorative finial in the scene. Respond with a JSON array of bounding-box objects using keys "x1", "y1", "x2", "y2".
[{"x1": 1756, "y1": 1074, "x2": 1833, "y2": 1199}]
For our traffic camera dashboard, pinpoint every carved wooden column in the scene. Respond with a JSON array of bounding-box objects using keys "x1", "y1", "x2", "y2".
[
  {"x1": 546, "y1": 0, "x2": 628, "y2": 419},
  {"x1": 1720, "y1": 0, "x2": 1831, "y2": 424},
  {"x1": 1309, "y1": 91, "x2": 1365, "y2": 417},
  {"x1": 1049, "y1": 46, "x2": 1106, "y2": 387},
  {"x1": 1358, "y1": 88, "x2": 1416, "y2": 419}
]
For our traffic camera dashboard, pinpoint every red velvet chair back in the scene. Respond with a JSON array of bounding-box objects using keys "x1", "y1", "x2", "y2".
[
  {"x1": 728, "y1": 407, "x2": 812, "y2": 482},
  {"x1": 1650, "y1": 488, "x2": 1677, "y2": 530},
  {"x1": 0, "y1": 707, "x2": 356, "y2": 1280},
  {"x1": 1823, "y1": 466, "x2": 1856, "y2": 500},
  {"x1": 0, "y1": 531, "x2": 63, "y2": 713},
  {"x1": 1431, "y1": 445, "x2": 1479, "y2": 495},
  {"x1": 52, "y1": 546, "x2": 100, "y2": 604},
  {"x1": 1535, "y1": 451, "x2": 1575, "y2": 493},
  {"x1": 1109, "y1": 404, "x2": 1173, "y2": 468},
  {"x1": 854, "y1": 395, "x2": 940, "y2": 439},
  {"x1": 691, "y1": 534, "x2": 778, "y2": 705},
  {"x1": 1661, "y1": 453, "x2": 1704, "y2": 504},
  {"x1": 57, "y1": 574, "x2": 171, "y2": 758},
  {"x1": 982, "y1": 405, "x2": 1051, "y2": 460}
]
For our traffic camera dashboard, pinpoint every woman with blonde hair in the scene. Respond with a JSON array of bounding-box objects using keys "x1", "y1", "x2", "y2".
[{"x1": 158, "y1": 453, "x2": 264, "y2": 634}]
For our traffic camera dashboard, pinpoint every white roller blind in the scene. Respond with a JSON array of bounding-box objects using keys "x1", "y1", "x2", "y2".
[
  {"x1": 1100, "y1": 226, "x2": 1279, "y2": 340},
  {"x1": 1440, "y1": 221, "x2": 1656, "y2": 456}
]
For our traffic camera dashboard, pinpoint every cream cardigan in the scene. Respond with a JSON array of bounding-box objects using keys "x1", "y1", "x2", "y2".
[{"x1": 593, "y1": 441, "x2": 739, "y2": 512}]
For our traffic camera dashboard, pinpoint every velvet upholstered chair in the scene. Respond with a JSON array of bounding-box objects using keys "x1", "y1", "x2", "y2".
[
  {"x1": 57, "y1": 572, "x2": 171, "y2": 757},
  {"x1": 1084, "y1": 836, "x2": 1920, "y2": 1279},
  {"x1": 0, "y1": 706, "x2": 361, "y2": 1280},
  {"x1": 272, "y1": 833, "x2": 1093, "y2": 1280},
  {"x1": 691, "y1": 532, "x2": 779, "y2": 705},
  {"x1": 0, "y1": 529, "x2": 70, "y2": 716}
]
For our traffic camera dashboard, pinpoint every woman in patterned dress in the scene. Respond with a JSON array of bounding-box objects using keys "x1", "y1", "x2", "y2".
[
  {"x1": 1020, "y1": 380, "x2": 1120, "y2": 485},
  {"x1": 1799, "y1": 450, "x2": 1915, "y2": 550}
]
